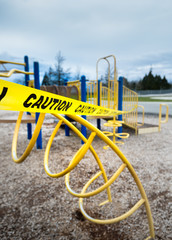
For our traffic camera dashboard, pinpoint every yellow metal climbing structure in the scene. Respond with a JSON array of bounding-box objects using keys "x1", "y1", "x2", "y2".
[
  {"x1": 10, "y1": 110, "x2": 155, "y2": 240},
  {"x1": 0, "y1": 57, "x2": 156, "y2": 239}
]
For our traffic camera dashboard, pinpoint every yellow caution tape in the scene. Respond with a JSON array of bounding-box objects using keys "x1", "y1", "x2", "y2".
[{"x1": 0, "y1": 79, "x2": 136, "y2": 116}]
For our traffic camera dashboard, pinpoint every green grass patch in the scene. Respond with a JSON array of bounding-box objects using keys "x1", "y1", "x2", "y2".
[{"x1": 138, "y1": 96, "x2": 172, "y2": 102}]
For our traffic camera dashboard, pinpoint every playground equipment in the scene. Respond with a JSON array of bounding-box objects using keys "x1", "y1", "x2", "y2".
[
  {"x1": 96, "y1": 55, "x2": 128, "y2": 146},
  {"x1": 67, "y1": 55, "x2": 131, "y2": 145},
  {"x1": 135, "y1": 104, "x2": 169, "y2": 134},
  {"x1": 0, "y1": 57, "x2": 42, "y2": 148},
  {"x1": 0, "y1": 58, "x2": 34, "y2": 128},
  {"x1": 0, "y1": 75, "x2": 155, "y2": 239},
  {"x1": 1, "y1": 54, "x2": 170, "y2": 239},
  {"x1": 67, "y1": 56, "x2": 169, "y2": 137}
]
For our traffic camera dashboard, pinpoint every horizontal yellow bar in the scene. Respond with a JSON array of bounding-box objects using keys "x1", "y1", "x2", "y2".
[{"x1": 0, "y1": 60, "x2": 26, "y2": 66}]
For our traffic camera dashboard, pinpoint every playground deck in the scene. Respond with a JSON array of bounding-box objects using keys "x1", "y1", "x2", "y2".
[
  {"x1": 0, "y1": 114, "x2": 35, "y2": 123},
  {"x1": 137, "y1": 122, "x2": 159, "y2": 134}
]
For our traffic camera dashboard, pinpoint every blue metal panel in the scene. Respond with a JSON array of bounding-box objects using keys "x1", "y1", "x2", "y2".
[
  {"x1": 34, "y1": 62, "x2": 43, "y2": 149},
  {"x1": 24, "y1": 55, "x2": 32, "y2": 140},
  {"x1": 97, "y1": 79, "x2": 101, "y2": 130},
  {"x1": 81, "y1": 75, "x2": 87, "y2": 143},
  {"x1": 118, "y1": 76, "x2": 123, "y2": 135}
]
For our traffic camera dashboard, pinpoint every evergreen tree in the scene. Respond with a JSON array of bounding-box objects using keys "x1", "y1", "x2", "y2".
[
  {"x1": 123, "y1": 77, "x2": 129, "y2": 87},
  {"x1": 42, "y1": 72, "x2": 50, "y2": 85},
  {"x1": 134, "y1": 69, "x2": 171, "y2": 90}
]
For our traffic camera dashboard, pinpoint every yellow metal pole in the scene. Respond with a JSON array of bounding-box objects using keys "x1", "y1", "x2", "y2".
[
  {"x1": 12, "y1": 112, "x2": 45, "y2": 163},
  {"x1": 159, "y1": 103, "x2": 169, "y2": 131},
  {"x1": 0, "y1": 60, "x2": 26, "y2": 66}
]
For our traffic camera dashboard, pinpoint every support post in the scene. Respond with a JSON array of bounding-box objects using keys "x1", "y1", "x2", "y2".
[
  {"x1": 81, "y1": 75, "x2": 87, "y2": 144},
  {"x1": 118, "y1": 76, "x2": 123, "y2": 135},
  {"x1": 97, "y1": 79, "x2": 101, "y2": 130},
  {"x1": 34, "y1": 61, "x2": 43, "y2": 149},
  {"x1": 65, "y1": 116, "x2": 70, "y2": 136},
  {"x1": 64, "y1": 78, "x2": 70, "y2": 136},
  {"x1": 24, "y1": 55, "x2": 32, "y2": 140},
  {"x1": 64, "y1": 78, "x2": 68, "y2": 86}
]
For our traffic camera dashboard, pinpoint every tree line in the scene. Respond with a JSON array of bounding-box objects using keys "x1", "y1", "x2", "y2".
[{"x1": 123, "y1": 69, "x2": 171, "y2": 91}]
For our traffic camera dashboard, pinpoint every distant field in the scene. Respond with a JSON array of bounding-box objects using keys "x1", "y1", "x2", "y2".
[{"x1": 138, "y1": 96, "x2": 172, "y2": 102}]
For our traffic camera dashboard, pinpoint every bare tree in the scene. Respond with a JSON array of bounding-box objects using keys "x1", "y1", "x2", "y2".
[
  {"x1": 54, "y1": 51, "x2": 70, "y2": 85},
  {"x1": 42, "y1": 51, "x2": 70, "y2": 86}
]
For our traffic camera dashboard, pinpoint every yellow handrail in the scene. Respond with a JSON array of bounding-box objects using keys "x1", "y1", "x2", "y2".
[
  {"x1": 123, "y1": 85, "x2": 138, "y2": 134},
  {"x1": 0, "y1": 69, "x2": 34, "y2": 77},
  {"x1": 0, "y1": 60, "x2": 26, "y2": 66},
  {"x1": 159, "y1": 103, "x2": 169, "y2": 131}
]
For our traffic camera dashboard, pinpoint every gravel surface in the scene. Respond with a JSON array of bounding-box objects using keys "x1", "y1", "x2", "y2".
[{"x1": 0, "y1": 111, "x2": 171, "y2": 240}]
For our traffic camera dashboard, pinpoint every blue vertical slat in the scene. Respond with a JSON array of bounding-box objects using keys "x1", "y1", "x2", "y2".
[
  {"x1": 64, "y1": 78, "x2": 70, "y2": 136},
  {"x1": 24, "y1": 55, "x2": 32, "y2": 140},
  {"x1": 97, "y1": 79, "x2": 101, "y2": 130},
  {"x1": 118, "y1": 76, "x2": 123, "y2": 135},
  {"x1": 34, "y1": 61, "x2": 42, "y2": 149},
  {"x1": 81, "y1": 75, "x2": 87, "y2": 143}
]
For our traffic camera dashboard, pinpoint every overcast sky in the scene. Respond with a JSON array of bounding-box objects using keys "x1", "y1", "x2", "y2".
[{"x1": 0, "y1": 0, "x2": 172, "y2": 82}]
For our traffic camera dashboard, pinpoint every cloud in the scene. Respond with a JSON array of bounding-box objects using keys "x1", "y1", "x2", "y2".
[
  {"x1": 118, "y1": 52, "x2": 172, "y2": 81},
  {"x1": 0, "y1": 0, "x2": 172, "y2": 82}
]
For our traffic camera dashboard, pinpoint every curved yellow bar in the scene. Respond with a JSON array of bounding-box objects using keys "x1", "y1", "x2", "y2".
[
  {"x1": 65, "y1": 114, "x2": 155, "y2": 239},
  {"x1": 44, "y1": 126, "x2": 96, "y2": 178},
  {"x1": 104, "y1": 120, "x2": 123, "y2": 127},
  {"x1": 79, "y1": 184, "x2": 145, "y2": 224},
  {"x1": 0, "y1": 69, "x2": 34, "y2": 77},
  {"x1": 11, "y1": 111, "x2": 154, "y2": 239},
  {"x1": 114, "y1": 132, "x2": 130, "y2": 139},
  {"x1": 12, "y1": 112, "x2": 45, "y2": 163},
  {"x1": 65, "y1": 163, "x2": 126, "y2": 198},
  {"x1": 159, "y1": 104, "x2": 169, "y2": 131},
  {"x1": 44, "y1": 113, "x2": 112, "y2": 203}
]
